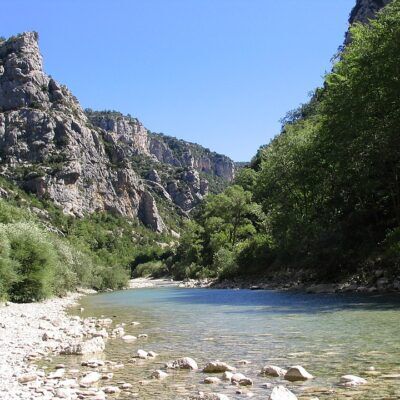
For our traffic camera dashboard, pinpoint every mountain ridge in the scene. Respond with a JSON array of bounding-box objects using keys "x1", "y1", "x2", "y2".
[{"x1": 0, "y1": 32, "x2": 235, "y2": 232}]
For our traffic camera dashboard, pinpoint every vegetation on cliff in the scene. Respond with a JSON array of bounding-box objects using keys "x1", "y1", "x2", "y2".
[{"x1": 173, "y1": 1, "x2": 400, "y2": 283}]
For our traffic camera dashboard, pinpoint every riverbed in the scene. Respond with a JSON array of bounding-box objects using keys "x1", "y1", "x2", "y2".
[{"x1": 47, "y1": 287, "x2": 400, "y2": 399}]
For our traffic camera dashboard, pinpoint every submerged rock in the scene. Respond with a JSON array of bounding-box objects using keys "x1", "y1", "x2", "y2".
[
  {"x1": 121, "y1": 335, "x2": 137, "y2": 342},
  {"x1": 204, "y1": 376, "x2": 221, "y2": 384},
  {"x1": 339, "y1": 375, "x2": 368, "y2": 386}
]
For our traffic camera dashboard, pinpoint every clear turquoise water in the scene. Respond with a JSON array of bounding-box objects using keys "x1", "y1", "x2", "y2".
[{"x1": 60, "y1": 288, "x2": 400, "y2": 399}]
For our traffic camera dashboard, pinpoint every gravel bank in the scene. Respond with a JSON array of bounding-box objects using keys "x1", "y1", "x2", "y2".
[{"x1": 0, "y1": 293, "x2": 82, "y2": 399}]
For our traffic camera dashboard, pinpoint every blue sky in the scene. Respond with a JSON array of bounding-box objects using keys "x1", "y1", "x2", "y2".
[{"x1": 2, "y1": 0, "x2": 354, "y2": 161}]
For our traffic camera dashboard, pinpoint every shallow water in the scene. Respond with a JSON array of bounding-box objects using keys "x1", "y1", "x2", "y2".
[{"x1": 59, "y1": 288, "x2": 400, "y2": 399}]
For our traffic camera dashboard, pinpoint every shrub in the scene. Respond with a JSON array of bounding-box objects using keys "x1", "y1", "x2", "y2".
[
  {"x1": 0, "y1": 231, "x2": 18, "y2": 300},
  {"x1": 134, "y1": 260, "x2": 168, "y2": 278},
  {"x1": 213, "y1": 248, "x2": 239, "y2": 279},
  {"x1": 1, "y1": 222, "x2": 56, "y2": 302}
]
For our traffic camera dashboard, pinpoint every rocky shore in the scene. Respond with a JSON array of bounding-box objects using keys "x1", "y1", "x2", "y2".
[
  {"x1": 128, "y1": 274, "x2": 400, "y2": 295},
  {"x1": 0, "y1": 292, "x2": 84, "y2": 399},
  {"x1": 180, "y1": 271, "x2": 400, "y2": 295}
]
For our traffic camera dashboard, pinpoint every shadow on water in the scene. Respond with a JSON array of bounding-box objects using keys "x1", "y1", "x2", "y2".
[{"x1": 160, "y1": 288, "x2": 400, "y2": 314}]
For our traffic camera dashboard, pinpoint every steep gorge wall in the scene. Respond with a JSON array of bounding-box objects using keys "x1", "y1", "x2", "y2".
[
  {"x1": 0, "y1": 32, "x2": 235, "y2": 232},
  {"x1": 0, "y1": 32, "x2": 165, "y2": 231}
]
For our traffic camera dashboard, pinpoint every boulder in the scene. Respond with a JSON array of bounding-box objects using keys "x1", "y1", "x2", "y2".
[
  {"x1": 284, "y1": 366, "x2": 313, "y2": 381},
  {"x1": 269, "y1": 386, "x2": 298, "y2": 400},
  {"x1": 203, "y1": 361, "x2": 236, "y2": 373},
  {"x1": 231, "y1": 373, "x2": 252, "y2": 386},
  {"x1": 166, "y1": 357, "x2": 198, "y2": 370},
  {"x1": 261, "y1": 365, "x2": 287, "y2": 377}
]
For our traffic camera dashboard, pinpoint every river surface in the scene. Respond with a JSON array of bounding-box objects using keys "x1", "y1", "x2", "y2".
[{"x1": 61, "y1": 288, "x2": 400, "y2": 399}]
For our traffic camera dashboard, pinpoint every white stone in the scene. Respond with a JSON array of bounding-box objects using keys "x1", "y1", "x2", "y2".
[
  {"x1": 269, "y1": 386, "x2": 298, "y2": 400},
  {"x1": 136, "y1": 349, "x2": 149, "y2": 359},
  {"x1": 151, "y1": 370, "x2": 169, "y2": 380},
  {"x1": 222, "y1": 371, "x2": 234, "y2": 381},
  {"x1": 80, "y1": 371, "x2": 102, "y2": 386},
  {"x1": 121, "y1": 335, "x2": 137, "y2": 342},
  {"x1": 47, "y1": 368, "x2": 65, "y2": 379},
  {"x1": 340, "y1": 375, "x2": 367, "y2": 386}
]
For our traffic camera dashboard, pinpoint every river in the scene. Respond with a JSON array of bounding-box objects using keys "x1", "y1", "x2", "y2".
[{"x1": 60, "y1": 287, "x2": 400, "y2": 399}]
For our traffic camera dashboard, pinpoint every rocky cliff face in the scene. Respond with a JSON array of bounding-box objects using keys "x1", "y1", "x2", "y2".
[
  {"x1": 346, "y1": 0, "x2": 391, "y2": 42},
  {"x1": 86, "y1": 111, "x2": 235, "y2": 182},
  {"x1": 0, "y1": 32, "x2": 234, "y2": 232},
  {"x1": 0, "y1": 32, "x2": 163, "y2": 231},
  {"x1": 349, "y1": 0, "x2": 391, "y2": 24}
]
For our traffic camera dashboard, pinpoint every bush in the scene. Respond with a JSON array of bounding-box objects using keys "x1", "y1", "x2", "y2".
[
  {"x1": 0, "y1": 222, "x2": 56, "y2": 302},
  {"x1": 134, "y1": 261, "x2": 168, "y2": 278},
  {"x1": 97, "y1": 265, "x2": 130, "y2": 290},
  {"x1": 0, "y1": 231, "x2": 18, "y2": 300},
  {"x1": 213, "y1": 248, "x2": 239, "y2": 279}
]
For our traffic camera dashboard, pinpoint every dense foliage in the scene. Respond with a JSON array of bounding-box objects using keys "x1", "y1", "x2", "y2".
[{"x1": 173, "y1": 1, "x2": 400, "y2": 282}]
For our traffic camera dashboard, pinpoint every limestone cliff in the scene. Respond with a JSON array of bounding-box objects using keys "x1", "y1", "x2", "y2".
[
  {"x1": 86, "y1": 110, "x2": 235, "y2": 182},
  {"x1": 0, "y1": 32, "x2": 234, "y2": 232},
  {"x1": 0, "y1": 32, "x2": 162, "y2": 231}
]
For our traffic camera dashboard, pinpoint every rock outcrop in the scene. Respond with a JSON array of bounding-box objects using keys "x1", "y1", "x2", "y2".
[
  {"x1": 345, "y1": 0, "x2": 391, "y2": 42},
  {"x1": 349, "y1": 0, "x2": 391, "y2": 25},
  {"x1": 0, "y1": 32, "x2": 235, "y2": 231}
]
